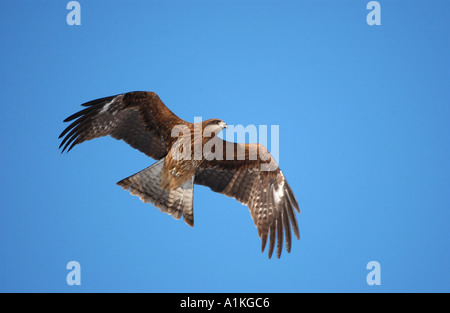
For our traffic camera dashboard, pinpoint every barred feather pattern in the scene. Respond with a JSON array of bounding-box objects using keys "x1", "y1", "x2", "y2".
[
  {"x1": 117, "y1": 159, "x2": 195, "y2": 227},
  {"x1": 195, "y1": 161, "x2": 300, "y2": 259},
  {"x1": 59, "y1": 92, "x2": 173, "y2": 159}
]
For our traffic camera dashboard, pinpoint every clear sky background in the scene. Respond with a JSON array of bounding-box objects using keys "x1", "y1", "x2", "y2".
[{"x1": 0, "y1": 1, "x2": 449, "y2": 292}]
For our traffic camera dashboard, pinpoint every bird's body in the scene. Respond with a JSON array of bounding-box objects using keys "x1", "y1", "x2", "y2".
[
  {"x1": 59, "y1": 91, "x2": 300, "y2": 258},
  {"x1": 159, "y1": 119, "x2": 225, "y2": 190},
  {"x1": 161, "y1": 149, "x2": 201, "y2": 190}
]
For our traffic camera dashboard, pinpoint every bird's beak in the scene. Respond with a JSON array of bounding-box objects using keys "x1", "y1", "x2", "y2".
[{"x1": 220, "y1": 121, "x2": 228, "y2": 129}]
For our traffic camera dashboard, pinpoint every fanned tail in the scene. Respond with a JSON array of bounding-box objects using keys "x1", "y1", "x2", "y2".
[{"x1": 117, "y1": 158, "x2": 195, "y2": 226}]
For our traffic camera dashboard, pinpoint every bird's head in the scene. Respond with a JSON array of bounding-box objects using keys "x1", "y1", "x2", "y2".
[{"x1": 203, "y1": 118, "x2": 227, "y2": 134}]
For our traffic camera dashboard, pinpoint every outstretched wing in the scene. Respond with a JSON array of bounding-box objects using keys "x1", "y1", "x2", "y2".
[
  {"x1": 194, "y1": 139, "x2": 300, "y2": 259},
  {"x1": 59, "y1": 91, "x2": 188, "y2": 159}
]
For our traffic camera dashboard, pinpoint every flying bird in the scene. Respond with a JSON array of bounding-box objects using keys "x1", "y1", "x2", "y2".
[{"x1": 59, "y1": 91, "x2": 300, "y2": 258}]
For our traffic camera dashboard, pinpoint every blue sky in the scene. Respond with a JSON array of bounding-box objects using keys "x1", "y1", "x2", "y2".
[{"x1": 0, "y1": 0, "x2": 449, "y2": 292}]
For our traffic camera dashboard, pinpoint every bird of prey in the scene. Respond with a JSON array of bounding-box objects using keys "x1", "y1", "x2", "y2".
[{"x1": 59, "y1": 91, "x2": 300, "y2": 258}]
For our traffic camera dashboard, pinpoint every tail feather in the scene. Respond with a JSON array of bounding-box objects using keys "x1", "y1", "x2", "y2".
[{"x1": 117, "y1": 158, "x2": 195, "y2": 226}]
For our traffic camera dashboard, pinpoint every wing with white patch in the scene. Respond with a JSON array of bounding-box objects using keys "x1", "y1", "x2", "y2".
[
  {"x1": 194, "y1": 141, "x2": 300, "y2": 259},
  {"x1": 59, "y1": 91, "x2": 187, "y2": 159}
]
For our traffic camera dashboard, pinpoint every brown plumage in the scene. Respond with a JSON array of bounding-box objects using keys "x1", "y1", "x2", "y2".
[{"x1": 59, "y1": 91, "x2": 300, "y2": 258}]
